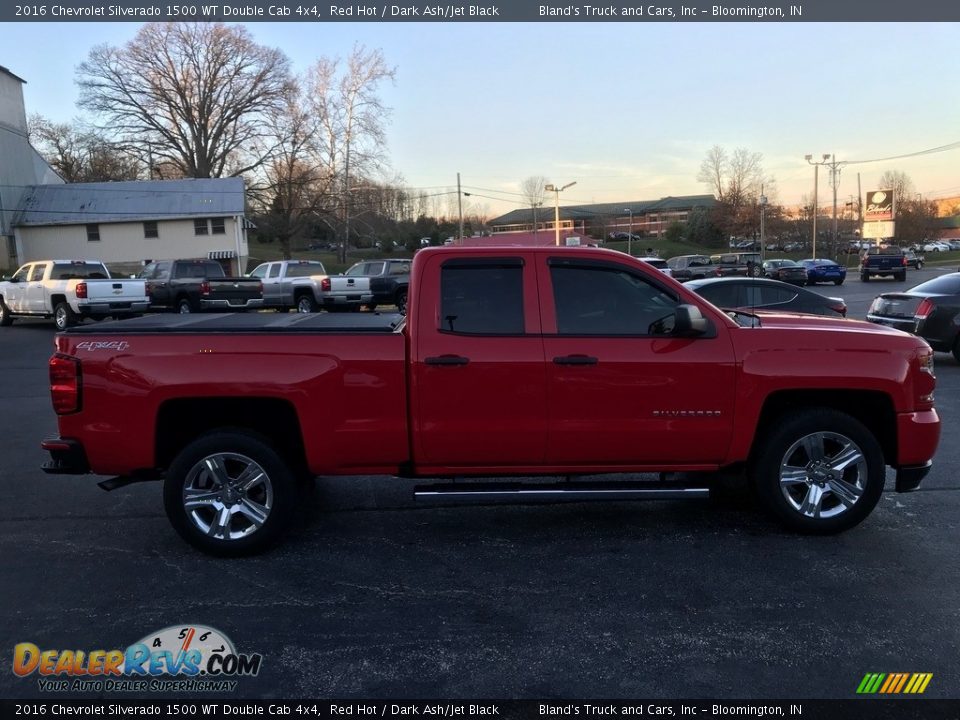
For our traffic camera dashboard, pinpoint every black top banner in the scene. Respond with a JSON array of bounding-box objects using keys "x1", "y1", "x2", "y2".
[
  {"x1": 3, "y1": 0, "x2": 960, "y2": 22},
  {"x1": 3, "y1": 700, "x2": 960, "y2": 720}
]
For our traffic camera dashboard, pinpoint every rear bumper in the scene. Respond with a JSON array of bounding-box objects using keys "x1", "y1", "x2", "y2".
[
  {"x1": 40, "y1": 436, "x2": 90, "y2": 475},
  {"x1": 77, "y1": 300, "x2": 150, "y2": 316},
  {"x1": 199, "y1": 298, "x2": 265, "y2": 310},
  {"x1": 321, "y1": 293, "x2": 374, "y2": 306}
]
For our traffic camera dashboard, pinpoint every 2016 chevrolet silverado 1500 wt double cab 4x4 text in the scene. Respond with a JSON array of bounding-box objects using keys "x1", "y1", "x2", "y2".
[{"x1": 42, "y1": 247, "x2": 941, "y2": 555}]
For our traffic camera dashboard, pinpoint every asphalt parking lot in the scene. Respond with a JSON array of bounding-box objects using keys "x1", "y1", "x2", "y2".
[{"x1": 1, "y1": 269, "x2": 958, "y2": 701}]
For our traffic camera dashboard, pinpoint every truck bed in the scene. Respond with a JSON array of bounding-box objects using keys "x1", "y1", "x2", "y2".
[{"x1": 62, "y1": 311, "x2": 405, "y2": 335}]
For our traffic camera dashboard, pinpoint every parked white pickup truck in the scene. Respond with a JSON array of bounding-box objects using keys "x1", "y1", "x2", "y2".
[
  {"x1": 0, "y1": 260, "x2": 149, "y2": 330},
  {"x1": 249, "y1": 259, "x2": 373, "y2": 313}
]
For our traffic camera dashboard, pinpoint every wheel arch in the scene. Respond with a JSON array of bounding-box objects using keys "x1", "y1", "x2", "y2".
[
  {"x1": 752, "y1": 389, "x2": 897, "y2": 466},
  {"x1": 155, "y1": 397, "x2": 308, "y2": 477}
]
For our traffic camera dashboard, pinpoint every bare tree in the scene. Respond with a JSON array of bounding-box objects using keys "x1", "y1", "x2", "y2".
[
  {"x1": 76, "y1": 22, "x2": 293, "y2": 179},
  {"x1": 697, "y1": 145, "x2": 727, "y2": 200},
  {"x1": 29, "y1": 114, "x2": 141, "y2": 182},
  {"x1": 519, "y1": 175, "x2": 548, "y2": 234},
  {"x1": 306, "y1": 45, "x2": 396, "y2": 262},
  {"x1": 876, "y1": 170, "x2": 915, "y2": 208}
]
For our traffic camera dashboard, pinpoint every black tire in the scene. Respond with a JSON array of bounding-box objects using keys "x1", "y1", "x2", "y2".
[
  {"x1": 751, "y1": 409, "x2": 885, "y2": 534},
  {"x1": 295, "y1": 293, "x2": 317, "y2": 314},
  {"x1": 916, "y1": 261, "x2": 923, "y2": 270},
  {"x1": 750, "y1": 266, "x2": 762, "y2": 278},
  {"x1": 177, "y1": 298, "x2": 194, "y2": 314},
  {"x1": 54, "y1": 302, "x2": 76, "y2": 331},
  {"x1": 396, "y1": 290, "x2": 408, "y2": 315},
  {"x1": 952, "y1": 336, "x2": 960, "y2": 364},
  {"x1": 0, "y1": 299, "x2": 12, "y2": 327},
  {"x1": 833, "y1": 279, "x2": 844, "y2": 286},
  {"x1": 896, "y1": 272, "x2": 906, "y2": 282},
  {"x1": 364, "y1": 303, "x2": 378, "y2": 312},
  {"x1": 861, "y1": 273, "x2": 870, "y2": 283},
  {"x1": 163, "y1": 430, "x2": 297, "y2": 556}
]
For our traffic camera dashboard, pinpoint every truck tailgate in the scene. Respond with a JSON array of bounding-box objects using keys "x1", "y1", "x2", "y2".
[
  {"x1": 205, "y1": 278, "x2": 262, "y2": 305},
  {"x1": 83, "y1": 279, "x2": 148, "y2": 300}
]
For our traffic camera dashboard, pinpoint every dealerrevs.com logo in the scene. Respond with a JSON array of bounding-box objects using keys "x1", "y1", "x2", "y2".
[{"x1": 12, "y1": 625, "x2": 262, "y2": 693}]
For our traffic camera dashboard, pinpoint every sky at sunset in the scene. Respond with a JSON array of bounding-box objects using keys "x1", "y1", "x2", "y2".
[{"x1": 6, "y1": 21, "x2": 960, "y2": 216}]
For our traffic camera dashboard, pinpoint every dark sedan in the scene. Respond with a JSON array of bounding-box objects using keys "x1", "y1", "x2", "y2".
[
  {"x1": 799, "y1": 258, "x2": 846, "y2": 286},
  {"x1": 686, "y1": 277, "x2": 847, "y2": 317},
  {"x1": 866, "y1": 273, "x2": 960, "y2": 361},
  {"x1": 762, "y1": 259, "x2": 808, "y2": 286}
]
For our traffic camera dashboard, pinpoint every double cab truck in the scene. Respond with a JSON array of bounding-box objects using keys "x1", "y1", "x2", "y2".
[
  {"x1": 138, "y1": 259, "x2": 263, "y2": 313},
  {"x1": 0, "y1": 259, "x2": 149, "y2": 330},
  {"x1": 249, "y1": 259, "x2": 373, "y2": 313},
  {"x1": 345, "y1": 258, "x2": 411, "y2": 313},
  {"x1": 42, "y1": 247, "x2": 941, "y2": 555},
  {"x1": 861, "y1": 246, "x2": 909, "y2": 282}
]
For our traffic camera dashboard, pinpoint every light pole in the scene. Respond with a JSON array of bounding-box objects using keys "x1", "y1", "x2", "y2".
[
  {"x1": 804, "y1": 154, "x2": 830, "y2": 259},
  {"x1": 545, "y1": 181, "x2": 576, "y2": 246},
  {"x1": 624, "y1": 208, "x2": 633, "y2": 256}
]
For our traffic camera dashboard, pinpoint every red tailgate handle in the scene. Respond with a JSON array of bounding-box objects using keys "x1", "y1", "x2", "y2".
[{"x1": 425, "y1": 355, "x2": 470, "y2": 366}]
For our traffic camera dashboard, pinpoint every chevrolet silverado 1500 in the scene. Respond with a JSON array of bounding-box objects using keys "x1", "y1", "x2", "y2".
[{"x1": 42, "y1": 247, "x2": 941, "y2": 555}]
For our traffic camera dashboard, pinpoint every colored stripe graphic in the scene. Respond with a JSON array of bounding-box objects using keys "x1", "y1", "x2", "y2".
[{"x1": 857, "y1": 673, "x2": 932, "y2": 694}]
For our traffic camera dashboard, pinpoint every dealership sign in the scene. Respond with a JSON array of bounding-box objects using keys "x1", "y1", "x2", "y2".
[{"x1": 864, "y1": 190, "x2": 895, "y2": 221}]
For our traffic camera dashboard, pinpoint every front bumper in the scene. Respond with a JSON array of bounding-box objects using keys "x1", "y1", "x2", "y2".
[
  {"x1": 40, "y1": 437, "x2": 90, "y2": 475},
  {"x1": 894, "y1": 409, "x2": 940, "y2": 491}
]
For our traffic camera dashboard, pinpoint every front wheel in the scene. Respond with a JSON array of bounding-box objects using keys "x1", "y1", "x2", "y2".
[
  {"x1": 54, "y1": 302, "x2": 76, "y2": 331},
  {"x1": 163, "y1": 430, "x2": 296, "y2": 556},
  {"x1": 916, "y1": 262, "x2": 924, "y2": 270},
  {"x1": 751, "y1": 409, "x2": 885, "y2": 534}
]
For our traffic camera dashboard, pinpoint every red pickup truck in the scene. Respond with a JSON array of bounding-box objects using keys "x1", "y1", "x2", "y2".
[{"x1": 42, "y1": 247, "x2": 941, "y2": 555}]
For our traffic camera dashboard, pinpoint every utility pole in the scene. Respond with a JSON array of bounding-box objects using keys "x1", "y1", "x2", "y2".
[
  {"x1": 830, "y1": 155, "x2": 840, "y2": 257},
  {"x1": 457, "y1": 172, "x2": 464, "y2": 244},
  {"x1": 759, "y1": 186, "x2": 767, "y2": 261},
  {"x1": 812, "y1": 164, "x2": 819, "y2": 258}
]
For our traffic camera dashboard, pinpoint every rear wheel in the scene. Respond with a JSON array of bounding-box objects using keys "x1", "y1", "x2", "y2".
[
  {"x1": 177, "y1": 298, "x2": 194, "y2": 314},
  {"x1": 861, "y1": 273, "x2": 870, "y2": 282},
  {"x1": 296, "y1": 293, "x2": 317, "y2": 313},
  {"x1": 163, "y1": 430, "x2": 296, "y2": 556},
  {"x1": 751, "y1": 409, "x2": 885, "y2": 534},
  {"x1": 396, "y1": 290, "x2": 408, "y2": 314},
  {"x1": 833, "y1": 279, "x2": 844, "y2": 286},
  {"x1": 916, "y1": 261, "x2": 924, "y2": 270},
  {"x1": 0, "y1": 299, "x2": 12, "y2": 327},
  {"x1": 895, "y1": 272, "x2": 906, "y2": 282},
  {"x1": 54, "y1": 302, "x2": 76, "y2": 331}
]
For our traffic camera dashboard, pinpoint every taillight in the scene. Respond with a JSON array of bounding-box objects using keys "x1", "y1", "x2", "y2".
[
  {"x1": 49, "y1": 354, "x2": 81, "y2": 415},
  {"x1": 200, "y1": 281, "x2": 211, "y2": 296},
  {"x1": 321, "y1": 278, "x2": 331, "y2": 292},
  {"x1": 915, "y1": 298, "x2": 934, "y2": 320},
  {"x1": 902, "y1": 257, "x2": 908, "y2": 267},
  {"x1": 76, "y1": 282, "x2": 87, "y2": 299}
]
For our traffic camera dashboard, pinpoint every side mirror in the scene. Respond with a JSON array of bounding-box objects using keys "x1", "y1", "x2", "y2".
[
  {"x1": 8, "y1": 276, "x2": 18, "y2": 283},
  {"x1": 674, "y1": 304, "x2": 709, "y2": 336}
]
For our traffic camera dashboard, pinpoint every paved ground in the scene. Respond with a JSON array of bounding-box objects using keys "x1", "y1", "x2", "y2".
[{"x1": 1, "y1": 271, "x2": 958, "y2": 700}]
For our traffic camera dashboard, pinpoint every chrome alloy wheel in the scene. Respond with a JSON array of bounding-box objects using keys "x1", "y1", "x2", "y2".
[
  {"x1": 182, "y1": 453, "x2": 274, "y2": 540},
  {"x1": 778, "y1": 431, "x2": 867, "y2": 519}
]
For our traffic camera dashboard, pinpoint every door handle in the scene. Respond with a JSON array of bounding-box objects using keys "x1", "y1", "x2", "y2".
[
  {"x1": 553, "y1": 354, "x2": 598, "y2": 366},
  {"x1": 425, "y1": 355, "x2": 470, "y2": 366}
]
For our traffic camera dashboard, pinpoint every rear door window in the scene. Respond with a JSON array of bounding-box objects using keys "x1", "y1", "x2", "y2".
[{"x1": 440, "y1": 259, "x2": 524, "y2": 335}]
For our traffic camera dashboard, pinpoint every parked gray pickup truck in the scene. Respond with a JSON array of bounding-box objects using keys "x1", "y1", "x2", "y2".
[{"x1": 249, "y1": 259, "x2": 373, "y2": 313}]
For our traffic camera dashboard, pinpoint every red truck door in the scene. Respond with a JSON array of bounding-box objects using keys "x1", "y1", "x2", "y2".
[
  {"x1": 411, "y1": 253, "x2": 548, "y2": 468},
  {"x1": 539, "y1": 254, "x2": 737, "y2": 467}
]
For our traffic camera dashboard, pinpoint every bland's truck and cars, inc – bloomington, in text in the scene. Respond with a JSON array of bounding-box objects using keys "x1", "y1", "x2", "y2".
[{"x1": 41, "y1": 247, "x2": 940, "y2": 554}]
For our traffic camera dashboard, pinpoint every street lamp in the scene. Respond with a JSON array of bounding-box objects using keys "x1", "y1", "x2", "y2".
[
  {"x1": 545, "y1": 181, "x2": 576, "y2": 246},
  {"x1": 624, "y1": 208, "x2": 633, "y2": 256}
]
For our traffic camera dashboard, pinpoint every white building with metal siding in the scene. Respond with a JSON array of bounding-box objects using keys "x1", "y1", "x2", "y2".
[{"x1": 13, "y1": 178, "x2": 250, "y2": 275}]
